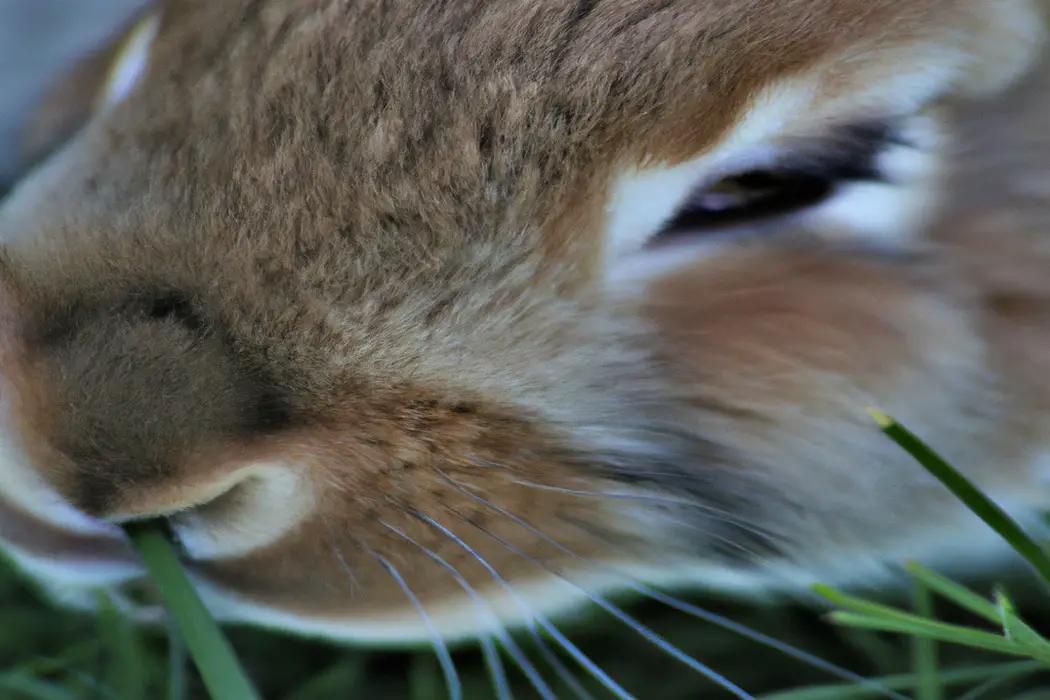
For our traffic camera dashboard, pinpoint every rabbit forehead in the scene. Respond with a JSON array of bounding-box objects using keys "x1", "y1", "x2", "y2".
[
  {"x1": 10, "y1": 0, "x2": 1034, "y2": 264},
  {"x1": 2, "y1": 0, "x2": 1040, "y2": 400},
  {"x1": 2, "y1": 0, "x2": 991, "y2": 299}
]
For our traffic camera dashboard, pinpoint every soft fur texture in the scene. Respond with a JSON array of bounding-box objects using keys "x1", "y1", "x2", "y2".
[{"x1": 0, "y1": 0, "x2": 1048, "y2": 648}]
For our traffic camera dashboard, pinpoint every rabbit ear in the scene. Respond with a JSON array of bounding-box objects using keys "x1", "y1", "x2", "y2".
[
  {"x1": 17, "y1": 7, "x2": 160, "y2": 173},
  {"x1": 96, "y1": 11, "x2": 161, "y2": 112}
]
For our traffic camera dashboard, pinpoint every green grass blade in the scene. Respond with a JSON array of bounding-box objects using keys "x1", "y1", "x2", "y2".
[
  {"x1": 868, "y1": 410, "x2": 1050, "y2": 584},
  {"x1": 996, "y1": 587, "x2": 1019, "y2": 641},
  {"x1": 993, "y1": 588, "x2": 1050, "y2": 656},
  {"x1": 827, "y1": 613, "x2": 1045, "y2": 660},
  {"x1": 124, "y1": 523, "x2": 262, "y2": 700},
  {"x1": 284, "y1": 657, "x2": 366, "y2": 700},
  {"x1": 814, "y1": 584, "x2": 951, "y2": 627},
  {"x1": 955, "y1": 672, "x2": 1030, "y2": 700},
  {"x1": 409, "y1": 653, "x2": 443, "y2": 700},
  {"x1": 0, "y1": 673, "x2": 79, "y2": 700},
  {"x1": 904, "y1": 562, "x2": 1002, "y2": 624},
  {"x1": 912, "y1": 577, "x2": 942, "y2": 700},
  {"x1": 167, "y1": 618, "x2": 188, "y2": 700},
  {"x1": 96, "y1": 593, "x2": 147, "y2": 700},
  {"x1": 759, "y1": 660, "x2": 1044, "y2": 700},
  {"x1": 6, "y1": 642, "x2": 100, "y2": 678}
]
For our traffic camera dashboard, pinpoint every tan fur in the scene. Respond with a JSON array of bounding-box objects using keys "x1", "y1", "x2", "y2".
[{"x1": 0, "y1": 0, "x2": 1048, "y2": 645}]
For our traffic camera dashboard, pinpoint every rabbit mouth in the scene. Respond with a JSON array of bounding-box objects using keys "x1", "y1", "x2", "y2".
[
  {"x1": 0, "y1": 490, "x2": 145, "y2": 606},
  {"x1": 0, "y1": 490, "x2": 128, "y2": 560}
]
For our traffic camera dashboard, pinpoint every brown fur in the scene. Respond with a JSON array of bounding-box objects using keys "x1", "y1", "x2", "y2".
[{"x1": 0, "y1": 0, "x2": 1047, "y2": 643}]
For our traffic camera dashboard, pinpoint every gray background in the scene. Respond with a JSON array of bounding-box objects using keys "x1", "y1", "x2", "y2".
[{"x1": 0, "y1": 0, "x2": 146, "y2": 189}]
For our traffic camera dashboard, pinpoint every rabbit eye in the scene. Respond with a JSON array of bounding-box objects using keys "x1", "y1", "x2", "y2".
[
  {"x1": 652, "y1": 121, "x2": 900, "y2": 243},
  {"x1": 656, "y1": 170, "x2": 836, "y2": 236}
]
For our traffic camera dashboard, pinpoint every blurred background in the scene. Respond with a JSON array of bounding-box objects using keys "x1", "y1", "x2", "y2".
[{"x1": 0, "y1": 0, "x2": 146, "y2": 189}]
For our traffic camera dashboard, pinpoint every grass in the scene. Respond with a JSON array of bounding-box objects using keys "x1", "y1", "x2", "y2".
[
  {"x1": 123, "y1": 523, "x2": 260, "y2": 700},
  {"x1": 2, "y1": 412, "x2": 1050, "y2": 699}
]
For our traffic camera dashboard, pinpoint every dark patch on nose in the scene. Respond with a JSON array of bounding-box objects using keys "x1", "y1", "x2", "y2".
[
  {"x1": 32, "y1": 289, "x2": 204, "y2": 348},
  {"x1": 146, "y1": 292, "x2": 203, "y2": 330},
  {"x1": 146, "y1": 290, "x2": 291, "y2": 431},
  {"x1": 31, "y1": 295, "x2": 91, "y2": 349},
  {"x1": 30, "y1": 290, "x2": 299, "y2": 517},
  {"x1": 252, "y1": 385, "x2": 294, "y2": 431}
]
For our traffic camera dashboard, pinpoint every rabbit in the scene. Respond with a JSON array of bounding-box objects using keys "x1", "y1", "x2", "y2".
[{"x1": 0, "y1": 0, "x2": 1048, "y2": 670}]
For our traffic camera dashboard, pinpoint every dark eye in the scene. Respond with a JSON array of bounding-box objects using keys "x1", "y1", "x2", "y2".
[
  {"x1": 658, "y1": 169, "x2": 835, "y2": 236},
  {"x1": 146, "y1": 293, "x2": 203, "y2": 330},
  {"x1": 653, "y1": 121, "x2": 900, "y2": 242}
]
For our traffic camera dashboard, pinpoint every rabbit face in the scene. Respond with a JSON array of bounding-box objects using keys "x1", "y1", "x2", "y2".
[{"x1": 0, "y1": 0, "x2": 1047, "y2": 645}]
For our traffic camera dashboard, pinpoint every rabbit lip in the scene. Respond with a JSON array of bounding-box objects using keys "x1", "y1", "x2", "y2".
[{"x1": 0, "y1": 489, "x2": 136, "y2": 564}]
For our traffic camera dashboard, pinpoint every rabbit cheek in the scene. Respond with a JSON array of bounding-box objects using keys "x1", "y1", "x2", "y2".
[
  {"x1": 634, "y1": 248, "x2": 1031, "y2": 580},
  {"x1": 153, "y1": 416, "x2": 660, "y2": 643}
]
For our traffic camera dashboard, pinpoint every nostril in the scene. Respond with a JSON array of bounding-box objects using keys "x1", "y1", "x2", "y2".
[
  {"x1": 146, "y1": 293, "x2": 202, "y2": 330},
  {"x1": 253, "y1": 388, "x2": 294, "y2": 431}
]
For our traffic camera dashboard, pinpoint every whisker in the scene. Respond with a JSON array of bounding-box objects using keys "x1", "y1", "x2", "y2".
[
  {"x1": 480, "y1": 636, "x2": 514, "y2": 700},
  {"x1": 528, "y1": 616, "x2": 636, "y2": 700},
  {"x1": 406, "y1": 516, "x2": 639, "y2": 700},
  {"x1": 379, "y1": 521, "x2": 551, "y2": 700},
  {"x1": 526, "y1": 627, "x2": 599, "y2": 700},
  {"x1": 441, "y1": 473, "x2": 908, "y2": 700},
  {"x1": 510, "y1": 481, "x2": 698, "y2": 507},
  {"x1": 515, "y1": 478, "x2": 785, "y2": 570},
  {"x1": 508, "y1": 478, "x2": 784, "y2": 552},
  {"x1": 329, "y1": 544, "x2": 362, "y2": 599},
  {"x1": 352, "y1": 549, "x2": 462, "y2": 700},
  {"x1": 435, "y1": 513, "x2": 756, "y2": 700},
  {"x1": 649, "y1": 513, "x2": 783, "y2": 566},
  {"x1": 634, "y1": 585, "x2": 909, "y2": 700}
]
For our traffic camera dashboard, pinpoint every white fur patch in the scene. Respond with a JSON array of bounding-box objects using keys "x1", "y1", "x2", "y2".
[
  {"x1": 954, "y1": 0, "x2": 1046, "y2": 98},
  {"x1": 98, "y1": 12, "x2": 159, "y2": 110},
  {"x1": 168, "y1": 462, "x2": 318, "y2": 560},
  {"x1": 601, "y1": 82, "x2": 810, "y2": 271},
  {"x1": 602, "y1": 159, "x2": 716, "y2": 262},
  {"x1": 804, "y1": 114, "x2": 945, "y2": 241}
]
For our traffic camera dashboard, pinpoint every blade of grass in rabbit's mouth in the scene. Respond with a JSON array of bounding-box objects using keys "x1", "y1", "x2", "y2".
[{"x1": 124, "y1": 520, "x2": 263, "y2": 700}]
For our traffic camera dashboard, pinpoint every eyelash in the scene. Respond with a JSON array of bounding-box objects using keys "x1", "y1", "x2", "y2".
[{"x1": 653, "y1": 121, "x2": 904, "y2": 240}]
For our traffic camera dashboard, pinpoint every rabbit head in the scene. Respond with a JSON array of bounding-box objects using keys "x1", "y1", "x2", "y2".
[{"x1": 0, "y1": 0, "x2": 1047, "y2": 647}]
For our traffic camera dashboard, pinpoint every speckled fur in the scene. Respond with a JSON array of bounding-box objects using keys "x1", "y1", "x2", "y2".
[{"x1": 0, "y1": 0, "x2": 1047, "y2": 642}]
